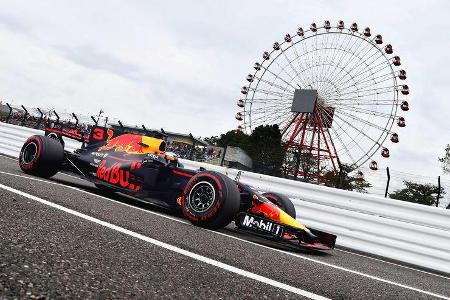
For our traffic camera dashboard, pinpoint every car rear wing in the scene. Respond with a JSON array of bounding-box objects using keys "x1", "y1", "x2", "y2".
[
  {"x1": 44, "y1": 124, "x2": 113, "y2": 146},
  {"x1": 45, "y1": 125, "x2": 88, "y2": 143}
]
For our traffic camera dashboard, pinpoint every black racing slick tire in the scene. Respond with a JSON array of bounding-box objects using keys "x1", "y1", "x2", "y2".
[
  {"x1": 19, "y1": 135, "x2": 64, "y2": 178},
  {"x1": 263, "y1": 192, "x2": 296, "y2": 219},
  {"x1": 181, "y1": 171, "x2": 240, "y2": 229},
  {"x1": 46, "y1": 132, "x2": 65, "y2": 148}
]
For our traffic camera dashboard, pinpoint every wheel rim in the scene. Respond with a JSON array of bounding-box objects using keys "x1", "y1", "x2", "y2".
[
  {"x1": 187, "y1": 181, "x2": 216, "y2": 213},
  {"x1": 22, "y1": 142, "x2": 37, "y2": 164}
]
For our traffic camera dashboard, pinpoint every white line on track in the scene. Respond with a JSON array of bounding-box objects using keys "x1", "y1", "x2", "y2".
[
  {"x1": 1, "y1": 170, "x2": 449, "y2": 299},
  {"x1": 0, "y1": 182, "x2": 329, "y2": 300}
]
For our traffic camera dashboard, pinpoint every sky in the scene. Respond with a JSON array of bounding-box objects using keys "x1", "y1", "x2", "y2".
[{"x1": 0, "y1": 0, "x2": 450, "y2": 198}]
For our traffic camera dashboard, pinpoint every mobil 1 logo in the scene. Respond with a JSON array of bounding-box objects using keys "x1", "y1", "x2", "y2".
[{"x1": 238, "y1": 214, "x2": 284, "y2": 237}]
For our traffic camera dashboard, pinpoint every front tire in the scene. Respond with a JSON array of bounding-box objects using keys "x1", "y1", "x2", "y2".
[
  {"x1": 181, "y1": 171, "x2": 240, "y2": 229},
  {"x1": 263, "y1": 192, "x2": 296, "y2": 219},
  {"x1": 19, "y1": 135, "x2": 64, "y2": 178}
]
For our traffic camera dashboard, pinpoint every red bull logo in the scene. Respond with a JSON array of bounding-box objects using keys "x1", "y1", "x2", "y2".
[
  {"x1": 98, "y1": 129, "x2": 165, "y2": 155},
  {"x1": 98, "y1": 129, "x2": 146, "y2": 154},
  {"x1": 96, "y1": 159, "x2": 141, "y2": 191}
]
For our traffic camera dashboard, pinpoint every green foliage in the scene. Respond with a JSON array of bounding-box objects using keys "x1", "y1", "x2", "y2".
[
  {"x1": 389, "y1": 181, "x2": 445, "y2": 206},
  {"x1": 216, "y1": 130, "x2": 250, "y2": 149},
  {"x1": 438, "y1": 144, "x2": 450, "y2": 174},
  {"x1": 215, "y1": 125, "x2": 283, "y2": 176},
  {"x1": 283, "y1": 151, "x2": 326, "y2": 183},
  {"x1": 322, "y1": 164, "x2": 372, "y2": 193},
  {"x1": 246, "y1": 124, "x2": 283, "y2": 176},
  {"x1": 203, "y1": 136, "x2": 220, "y2": 146}
]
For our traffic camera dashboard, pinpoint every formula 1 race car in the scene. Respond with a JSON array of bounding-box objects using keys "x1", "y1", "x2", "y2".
[{"x1": 18, "y1": 124, "x2": 336, "y2": 251}]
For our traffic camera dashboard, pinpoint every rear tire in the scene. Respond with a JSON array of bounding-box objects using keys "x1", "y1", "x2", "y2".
[
  {"x1": 46, "y1": 132, "x2": 65, "y2": 148},
  {"x1": 181, "y1": 171, "x2": 240, "y2": 229},
  {"x1": 19, "y1": 135, "x2": 64, "y2": 178},
  {"x1": 263, "y1": 192, "x2": 296, "y2": 219}
]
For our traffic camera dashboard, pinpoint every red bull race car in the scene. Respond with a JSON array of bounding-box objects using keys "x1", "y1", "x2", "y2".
[{"x1": 18, "y1": 124, "x2": 336, "y2": 251}]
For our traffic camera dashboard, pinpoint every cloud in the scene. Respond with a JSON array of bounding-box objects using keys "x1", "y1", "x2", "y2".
[{"x1": 57, "y1": 45, "x2": 142, "y2": 81}]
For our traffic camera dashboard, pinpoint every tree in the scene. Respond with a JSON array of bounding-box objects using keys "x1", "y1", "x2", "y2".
[
  {"x1": 203, "y1": 136, "x2": 220, "y2": 146},
  {"x1": 246, "y1": 125, "x2": 283, "y2": 177},
  {"x1": 216, "y1": 130, "x2": 250, "y2": 149},
  {"x1": 438, "y1": 144, "x2": 450, "y2": 174},
  {"x1": 389, "y1": 181, "x2": 445, "y2": 206},
  {"x1": 322, "y1": 164, "x2": 372, "y2": 193},
  {"x1": 283, "y1": 151, "x2": 327, "y2": 183},
  {"x1": 212, "y1": 126, "x2": 282, "y2": 176}
]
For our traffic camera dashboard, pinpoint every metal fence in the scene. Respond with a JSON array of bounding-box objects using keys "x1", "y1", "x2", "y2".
[{"x1": 359, "y1": 166, "x2": 450, "y2": 209}]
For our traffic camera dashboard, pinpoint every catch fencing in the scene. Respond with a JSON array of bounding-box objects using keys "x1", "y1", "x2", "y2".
[{"x1": 1, "y1": 121, "x2": 449, "y2": 274}]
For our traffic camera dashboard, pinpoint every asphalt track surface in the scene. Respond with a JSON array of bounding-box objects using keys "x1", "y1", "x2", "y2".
[{"x1": 0, "y1": 155, "x2": 449, "y2": 299}]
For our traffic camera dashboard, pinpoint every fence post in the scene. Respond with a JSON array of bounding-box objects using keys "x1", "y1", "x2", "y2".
[
  {"x1": 36, "y1": 108, "x2": 44, "y2": 129},
  {"x1": 20, "y1": 105, "x2": 28, "y2": 126},
  {"x1": 436, "y1": 176, "x2": 441, "y2": 207},
  {"x1": 6, "y1": 103, "x2": 12, "y2": 123},
  {"x1": 189, "y1": 133, "x2": 196, "y2": 160},
  {"x1": 385, "y1": 167, "x2": 390, "y2": 198},
  {"x1": 90, "y1": 116, "x2": 98, "y2": 126},
  {"x1": 117, "y1": 120, "x2": 124, "y2": 131},
  {"x1": 53, "y1": 111, "x2": 60, "y2": 124},
  {"x1": 337, "y1": 160, "x2": 343, "y2": 189},
  {"x1": 72, "y1": 113, "x2": 79, "y2": 127},
  {"x1": 220, "y1": 146, "x2": 227, "y2": 166}
]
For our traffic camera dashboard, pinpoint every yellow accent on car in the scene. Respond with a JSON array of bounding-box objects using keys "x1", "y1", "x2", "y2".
[
  {"x1": 140, "y1": 136, "x2": 166, "y2": 154},
  {"x1": 277, "y1": 208, "x2": 311, "y2": 232}
]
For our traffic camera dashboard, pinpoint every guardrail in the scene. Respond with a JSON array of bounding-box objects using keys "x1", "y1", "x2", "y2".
[{"x1": 1, "y1": 121, "x2": 449, "y2": 274}]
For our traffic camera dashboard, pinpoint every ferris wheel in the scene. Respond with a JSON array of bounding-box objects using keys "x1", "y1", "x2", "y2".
[{"x1": 235, "y1": 20, "x2": 409, "y2": 181}]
